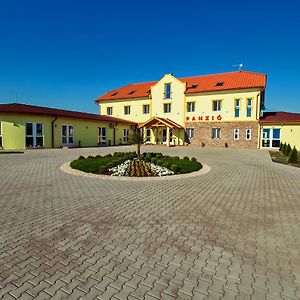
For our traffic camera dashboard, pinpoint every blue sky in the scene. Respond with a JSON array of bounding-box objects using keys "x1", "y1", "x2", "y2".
[{"x1": 0, "y1": 0, "x2": 299, "y2": 113}]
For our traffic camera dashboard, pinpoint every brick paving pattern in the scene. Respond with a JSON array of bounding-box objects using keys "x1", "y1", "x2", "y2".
[{"x1": 0, "y1": 146, "x2": 299, "y2": 300}]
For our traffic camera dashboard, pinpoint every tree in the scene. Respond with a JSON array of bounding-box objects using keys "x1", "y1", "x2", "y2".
[
  {"x1": 281, "y1": 143, "x2": 287, "y2": 154},
  {"x1": 288, "y1": 147, "x2": 298, "y2": 163},
  {"x1": 285, "y1": 144, "x2": 292, "y2": 156},
  {"x1": 129, "y1": 129, "x2": 147, "y2": 159}
]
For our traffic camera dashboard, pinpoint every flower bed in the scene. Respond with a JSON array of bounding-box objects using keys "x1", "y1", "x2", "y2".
[{"x1": 70, "y1": 151, "x2": 202, "y2": 177}]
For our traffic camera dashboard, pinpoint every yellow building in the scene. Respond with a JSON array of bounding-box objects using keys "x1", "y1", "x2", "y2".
[
  {"x1": 259, "y1": 112, "x2": 300, "y2": 149},
  {"x1": 0, "y1": 103, "x2": 136, "y2": 150},
  {"x1": 96, "y1": 71, "x2": 268, "y2": 148}
]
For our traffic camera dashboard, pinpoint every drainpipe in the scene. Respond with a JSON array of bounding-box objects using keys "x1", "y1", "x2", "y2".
[{"x1": 51, "y1": 116, "x2": 58, "y2": 148}]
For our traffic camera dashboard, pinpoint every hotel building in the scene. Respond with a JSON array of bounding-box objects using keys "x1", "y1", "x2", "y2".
[{"x1": 96, "y1": 71, "x2": 300, "y2": 149}]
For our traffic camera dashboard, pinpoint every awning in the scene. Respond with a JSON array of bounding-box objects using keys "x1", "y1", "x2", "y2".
[{"x1": 139, "y1": 117, "x2": 184, "y2": 129}]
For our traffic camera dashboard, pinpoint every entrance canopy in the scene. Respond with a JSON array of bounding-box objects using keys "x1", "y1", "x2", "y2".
[{"x1": 139, "y1": 116, "x2": 184, "y2": 129}]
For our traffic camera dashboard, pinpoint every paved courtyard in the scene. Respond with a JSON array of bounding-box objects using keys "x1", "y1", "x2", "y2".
[{"x1": 0, "y1": 146, "x2": 299, "y2": 300}]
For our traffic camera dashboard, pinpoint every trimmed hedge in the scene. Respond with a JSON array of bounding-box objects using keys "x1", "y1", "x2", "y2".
[
  {"x1": 140, "y1": 152, "x2": 202, "y2": 174},
  {"x1": 70, "y1": 152, "x2": 137, "y2": 174},
  {"x1": 71, "y1": 151, "x2": 202, "y2": 175}
]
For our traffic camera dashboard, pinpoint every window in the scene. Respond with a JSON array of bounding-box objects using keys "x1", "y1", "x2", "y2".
[
  {"x1": 107, "y1": 107, "x2": 113, "y2": 115},
  {"x1": 164, "y1": 83, "x2": 171, "y2": 99},
  {"x1": 186, "y1": 128, "x2": 194, "y2": 140},
  {"x1": 164, "y1": 103, "x2": 171, "y2": 113},
  {"x1": 216, "y1": 81, "x2": 224, "y2": 86},
  {"x1": 212, "y1": 128, "x2": 221, "y2": 139},
  {"x1": 212, "y1": 100, "x2": 221, "y2": 111},
  {"x1": 143, "y1": 104, "x2": 150, "y2": 114},
  {"x1": 61, "y1": 125, "x2": 74, "y2": 145},
  {"x1": 123, "y1": 128, "x2": 129, "y2": 143},
  {"x1": 247, "y1": 98, "x2": 252, "y2": 117},
  {"x1": 128, "y1": 90, "x2": 136, "y2": 95},
  {"x1": 111, "y1": 92, "x2": 118, "y2": 96},
  {"x1": 262, "y1": 128, "x2": 281, "y2": 148},
  {"x1": 0, "y1": 121, "x2": 2, "y2": 148},
  {"x1": 234, "y1": 128, "x2": 239, "y2": 140},
  {"x1": 191, "y1": 84, "x2": 198, "y2": 89},
  {"x1": 26, "y1": 123, "x2": 44, "y2": 148},
  {"x1": 234, "y1": 99, "x2": 240, "y2": 118},
  {"x1": 124, "y1": 106, "x2": 130, "y2": 115},
  {"x1": 98, "y1": 127, "x2": 106, "y2": 145},
  {"x1": 272, "y1": 128, "x2": 281, "y2": 147},
  {"x1": 246, "y1": 128, "x2": 251, "y2": 140},
  {"x1": 187, "y1": 102, "x2": 195, "y2": 112}
]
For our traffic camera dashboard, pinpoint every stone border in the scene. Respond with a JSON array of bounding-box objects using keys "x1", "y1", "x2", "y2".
[{"x1": 60, "y1": 162, "x2": 211, "y2": 181}]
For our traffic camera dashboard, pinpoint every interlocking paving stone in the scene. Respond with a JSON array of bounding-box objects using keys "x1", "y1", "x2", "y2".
[{"x1": 0, "y1": 146, "x2": 300, "y2": 299}]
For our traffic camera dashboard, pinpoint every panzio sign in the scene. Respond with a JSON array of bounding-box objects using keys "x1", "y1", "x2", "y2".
[{"x1": 186, "y1": 115, "x2": 222, "y2": 122}]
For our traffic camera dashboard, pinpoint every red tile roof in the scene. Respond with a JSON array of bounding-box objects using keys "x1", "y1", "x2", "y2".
[
  {"x1": 0, "y1": 103, "x2": 136, "y2": 124},
  {"x1": 96, "y1": 71, "x2": 267, "y2": 102},
  {"x1": 260, "y1": 112, "x2": 300, "y2": 124}
]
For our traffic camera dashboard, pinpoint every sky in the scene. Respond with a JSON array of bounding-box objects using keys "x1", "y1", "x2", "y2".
[{"x1": 0, "y1": 0, "x2": 299, "y2": 114}]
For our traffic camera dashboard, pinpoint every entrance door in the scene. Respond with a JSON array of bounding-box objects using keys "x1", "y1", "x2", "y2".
[
  {"x1": 62, "y1": 125, "x2": 74, "y2": 146},
  {"x1": 162, "y1": 129, "x2": 167, "y2": 144},
  {"x1": 262, "y1": 128, "x2": 281, "y2": 148},
  {"x1": 26, "y1": 123, "x2": 44, "y2": 148},
  {"x1": 146, "y1": 128, "x2": 151, "y2": 143}
]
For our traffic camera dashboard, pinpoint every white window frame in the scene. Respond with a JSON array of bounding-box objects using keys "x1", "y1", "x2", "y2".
[
  {"x1": 212, "y1": 100, "x2": 221, "y2": 111},
  {"x1": 123, "y1": 128, "x2": 129, "y2": 143},
  {"x1": 187, "y1": 102, "x2": 195, "y2": 112},
  {"x1": 246, "y1": 128, "x2": 252, "y2": 140},
  {"x1": 98, "y1": 127, "x2": 107, "y2": 145},
  {"x1": 61, "y1": 124, "x2": 74, "y2": 146},
  {"x1": 26, "y1": 122, "x2": 44, "y2": 148},
  {"x1": 143, "y1": 104, "x2": 150, "y2": 114},
  {"x1": 247, "y1": 98, "x2": 252, "y2": 117},
  {"x1": 235, "y1": 99, "x2": 240, "y2": 118},
  {"x1": 262, "y1": 128, "x2": 281, "y2": 148},
  {"x1": 107, "y1": 107, "x2": 113, "y2": 115},
  {"x1": 186, "y1": 127, "x2": 194, "y2": 140},
  {"x1": 164, "y1": 83, "x2": 171, "y2": 99},
  {"x1": 164, "y1": 103, "x2": 171, "y2": 113},
  {"x1": 234, "y1": 128, "x2": 239, "y2": 140},
  {"x1": 124, "y1": 106, "x2": 131, "y2": 115},
  {"x1": 0, "y1": 121, "x2": 2, "y2": 148},
  {"x1": 212, "y1": 128, "x2": 221, "y2": 139}
]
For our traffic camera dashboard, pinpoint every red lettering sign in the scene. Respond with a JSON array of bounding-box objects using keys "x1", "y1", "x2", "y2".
[
  {"x1": 186, "y1": 116, "x2": 190, "y2": 121},
  {"x1": 205, "y1": 116, "x2": 209, "y2": 121},
  {"x1": 198, "y1": 116, "x2": 203, "y2": 121},
  {"x1": 217, "y1": 115, "x2": 222, "y2": 121}
]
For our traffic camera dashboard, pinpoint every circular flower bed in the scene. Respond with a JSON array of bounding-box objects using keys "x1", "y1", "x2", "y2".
[{"x1": 70, "y1": 152, "x2": 202, "y2": 177}]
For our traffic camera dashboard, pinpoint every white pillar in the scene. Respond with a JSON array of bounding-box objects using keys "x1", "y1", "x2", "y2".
[{"x1": 166, "y1": 127, "x2": 170, "y2": 147}]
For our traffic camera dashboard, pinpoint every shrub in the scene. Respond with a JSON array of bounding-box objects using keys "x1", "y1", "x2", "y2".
[
  {"x1": 87, "y1": 155, "x2": 94, "y2": 159},
  {"x1": 279, "y1": 142, "x2": 283, "y2": 151},
  {"x1": 105, "y1": 153, "x2": 112, "y2": 158},
  {"x1": 78, "y1": 155, "x2": 85, "y2": 160},
  {"x1": 95, "y1": 155, "x2": 102, "y2": 158},
  {"x1": 284, "y1": 144, "x2": 292, "y2": 156},
  {"x1": 288, "y1": 147, "x2": 298, "y2": 163},
  {"x1": 156, "y1": 159, "x2": 164, "y2": 166},
  {"x1": 191, "y1": 157, "x2": 197, "y2": 162},
  {"x1": 170, "y1": 164, "x2": 178, "y2": 173},
  {"x1": 183, "y1": 156, "x2": 190, "y2": 161},
  {"x1": 98, "y1": 166, "x2": 107, "y2": 174},
  {"x1": 162, "y1": 162, "x2": 172, "y2": 169},
  {"x1": 281, "y1": 143, "x2": 287, "y2": 154},
  {"x1": 151, "y1": 157, "x2": 158, "y2": 164},
  {"x1": 173, "y1": 156, "x2": 179, "y2": 160}
]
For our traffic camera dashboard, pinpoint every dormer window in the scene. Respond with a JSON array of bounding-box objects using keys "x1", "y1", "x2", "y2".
[
  {"x1": 128, "y1": 90, "x2": 136, "y2": 95},
  {"x1": 191, "y1": 84, "x2": 198, "y2": 89},
  {"x1": 164, "y1": 83, "x2": 171, "y2": 99},
  {"x1": 111, "y1": 92, "x2": 118, "y2": 96},
  {"x1": 216, "y1": 82, "x2": 224, "y2": 87}
]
